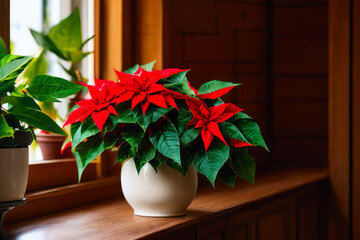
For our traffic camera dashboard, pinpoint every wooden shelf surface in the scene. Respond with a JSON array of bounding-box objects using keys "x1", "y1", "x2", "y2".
[{"x1": 5, "y1": 167, "x2": 328, "y2": 240}]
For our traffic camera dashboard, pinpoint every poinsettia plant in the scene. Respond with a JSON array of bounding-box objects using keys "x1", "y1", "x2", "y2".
[{"x1": 64, "y1": 61, "x2": 268, "y2": 187}]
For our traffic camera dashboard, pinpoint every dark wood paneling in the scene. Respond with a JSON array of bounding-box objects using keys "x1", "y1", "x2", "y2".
[
  {"x1": 258, "y1": 208, "x2": 287, "y2": 240},
  {"x1": 353, "y1": 0, "x2": 360, "y2": 239},
  {"x1": 197, "y1": 216, "x2": 227, "y2": 240},
  {"x1": 0, "y1": 0, "x2": 9, "y2": 50},
  {"x1": 271, "y1": 1, "x2": 328, "y2": 167},
  {"x1": 328, "y1": 0, "x2": 350, "y2": 238},
  {"x1": 297, "y1": 195, "x2": 319, "y2": 240}
]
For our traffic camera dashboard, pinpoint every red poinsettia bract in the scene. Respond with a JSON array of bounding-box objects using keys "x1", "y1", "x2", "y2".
[
  {"x1": 186, "y1": 99, "x2": 242, "y2": 150},
  {"x1": 64, "y1": 79, "x2": 119, "y2": 132},
  {"x1": 114, "y1": 67, "x2": 187, "y2": 114}
]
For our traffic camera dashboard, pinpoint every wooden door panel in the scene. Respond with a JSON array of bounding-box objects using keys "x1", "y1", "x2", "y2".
[
  {"x1": 258, "y1": 209, "x2": 287, "y2": 240},
  {"x1": 197, "y1": 215, "x2": 227, "y2": 240}
]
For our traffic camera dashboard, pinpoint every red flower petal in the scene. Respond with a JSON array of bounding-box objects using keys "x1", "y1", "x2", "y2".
[
  {"x1": 164, "y1": 94, "x2": 178, "y2": 110},
  {"x1": 213, "y1": 104, "x2": 243, "y2": 123},
  {"x1": 229, "y1": 138, "x2": 253, "y2": 148},
  {"x1": 141, "y1": 101, "x2": 150, "y2": 114},
  {"x1": 87, "y1": 85, "x2": 101, "y2": 99},
  {"x1": 131, "y1": 93, "x2": 146, "y2": 110},
  {"x1": 146, "y1": 84, "x2": 167, "y2": 94},
  {"x1": 207, "y1": 121, "x2": 228, "y2": 147},
  {"x1": 208, "y1": 104, "x2": 228, "y2": 120},
  {"x1": 197, "y1": 86, "x2": 236, "y2": 100},
  {"x1": 148, "y1": 94, "x2": 168, "y2": 109},
  {"x1": 63, "y1": 106, "x2": 90, "y2": 127},
  {"x1": 60, "y1": 141, "x2": 72, "y2": 154},
  {"x1": 107, "y1": 105, "x2": 118, "y2": 116},
  {"x1": 201, "y1": 127, "x2": 213, "y2": 151},
  {"x1": 195, "y1": 120, "x2": 205, "y2": 128},
  {"x1": 92, "y1": 110, "x2": 110, "y2": 132},
  {"x1": 188, "y1": 82, "x2": 198, "y2": 95},
  {"x1": 114, "y1": 69, "x2": 135, "y2": 82},
  {"x1": 159, "y1": 68, "x2": 189, "y2": 78},
  {"x1": 116, "y1": 91, "x2": 135, "y2": 105}
]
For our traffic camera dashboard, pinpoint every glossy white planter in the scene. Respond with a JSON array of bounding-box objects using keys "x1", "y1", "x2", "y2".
[
  {"x1": 121, "y1": 158, "x2": 198, "y2": 217},
  {"x1": 0, "y1": 148, "x2": 29, "y2": 202}
]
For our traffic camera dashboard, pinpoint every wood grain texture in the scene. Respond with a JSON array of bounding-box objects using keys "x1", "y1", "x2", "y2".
[
  {"x1": 27, "y1": 159, "x2": 98, "y2": 191},
  {"x1": 328, "y1": 0, "x2": 350, "y2": 238},
  {"x1": 352, "y1": 0, "x2": 360, "y2": 238},
  {"x1": 134, "y1": 0, "x2": 164, "y2": 69},
  {"x1": 0, "y1": 0, "x2": 10, "y2": 50},
  {"x1": 5, "y1": 168, "x2": 328, "y2": 240},
  {"x1": 271, "y1": 1, "x2": 328, "y2": 166},
  {"x1": 4, "y1": 177, "x2": 121, "y2": 225}
]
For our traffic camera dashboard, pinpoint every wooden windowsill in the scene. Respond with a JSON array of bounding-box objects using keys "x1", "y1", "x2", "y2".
[{"x1": 5, "y1": 167, "x2": 328, "y2": 240}]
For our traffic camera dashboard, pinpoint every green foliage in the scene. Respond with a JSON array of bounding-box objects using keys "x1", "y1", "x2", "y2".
[
  {"x1": 193, "y1": 141, "x2": 230, "y2": 186},
  {"x1": 22, "y1": 51, "x2": 47, "y2": 85},
  {"x1": 0, "y1": 36, "x2": 83, "y2": 144},
  {"x1": 27, "y1": 75, "x2": 83, "y2": 102},
  {"x1": 0, "y1": 37, "x2": 8, "y2": 55},
  {"x1": 230, "y1": 147, "x2": 256, "y2": 184},
  {"x1": 149, "y1": 118, "x2": 181, "y2": 166},
  {"x1": 0, "y1": 115, "x2": 14, "y2": 138},
  {"x1": 30, "y1": 7, "x2": 91, "y2": 63},
  {"x1": 197, "y1": 80, "x2": 241, "y2": 94}
]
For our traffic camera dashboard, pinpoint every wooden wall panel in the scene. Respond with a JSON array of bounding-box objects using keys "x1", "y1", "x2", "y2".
[
  {"x1": 353, "y1": 0, "x2": 360, "y2": 238},
  {"x1": 167, "y1": 0, "x2": 270, "y2": 164},
  {"x1": 328, "y1": 0, "x2": 350, "y2": 238},
  {"x1": 271, "y1": 1, "x2": 328, "y2": 166},
  {"x1": 0, "y1": 0, "x2": 10, "y2": 50}
]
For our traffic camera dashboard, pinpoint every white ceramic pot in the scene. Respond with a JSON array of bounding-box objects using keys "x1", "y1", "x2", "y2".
[
  {"x1": 121, "y1": 158, "x2": 198, "y2": 217},
  {"x1": 0, "y1": 148, "x2": 29, "y2": 202}
]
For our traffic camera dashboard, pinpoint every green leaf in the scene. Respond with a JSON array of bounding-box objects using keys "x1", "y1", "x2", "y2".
[
  {"x1": 0, "y1": 37, "x2": 8, "y2": 55},
  {"x1": 122, "y1": 126, "x2": 145, "y2": 151},
  {"x1": 133, "y1": 105, "x2": 172, "y2": 130},
  {"x1": 81, "y1": 35, "x2": 95, "y2": 49},
  {"x1": 229, "y1": 112, "x2": 252, "y2": 122},
  {"x1": 197, "y1": 80, "x2": 241, "y2": 94},
  {"x1": 0, "y1": 56, "x2": 32, "y2": 81},
  {"x1": 0, "y1": 55, "x2": 22, "y2": 69},
  {"x1": 30, "y1": 29, "x2": 67, "y2": 60},
  {"x1": 67, "y1": 50, "x2": 92, "y2": 63},
  {"x1": 48, "y1": 7, "x2": 83, "y2": 52},
  {"x1": 0, "y1": 79, "x2": 16, "y2": 97},
  {"x1": 149, "y1": 118, "x2": 181, "y2": 166},
  {"x1": 0, "y1": 115, "x2": 14, "y2": 139},
  {"x1": 22, "y1": 51, "x2": 47, "y2": 85},
  {"x1": 163, "y1": 73, "x2": 196, "y2": 97},
  {"x1": 71, "y1": 118, "x2": 100, "y2": 150},
  {"x1": 193, "y1": 140, "x2": 229, "y2": 186},
  {"x1": 123, "y1": 64, "x2": 139, "y2": 74},
  {"x1": 133, "y1": 141, "x2": 156, "y2": 173},
  {"x1": 58, "y1": 62, "x2": 77, "y2": 79},
  {"x1": 9, "y1": 107, "x2": 66, "y2": 135},
  {"x1": 116, "y1": 142, "x2": 132, "y2": 163},
  {"x1": 217, "y1": 161, "x2": 237, "y2": 187},
  {"x1": 3, "y1": 96, "x2": 41, "y2": 110},
  {"x1": 73, "y1": 134, "x2": 104, "y2": 181},
  {"x1": 112, "y1": 102, "x2": 136, "y2": 123},
  {"x1": 176, "y1": 108, "x2": 192, "y2": 134},
  {"x1": 27, "y1": 75, "x2": 83, "y2": 102},
  {"x1": 180, "y1": 128, "x2": 200, "y2": 146},
  {"x1": 140, "y1": 60, "x2": 156, "y2": 71},
  {"x1": 232, "y1": 120, "x2": 268, "y2": 151},
  {"x1": 230, "y1": 147, "x2": 256, "y2": 184}
]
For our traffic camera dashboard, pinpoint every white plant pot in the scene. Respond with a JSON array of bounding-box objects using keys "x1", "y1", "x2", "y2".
[
  {"x1": 121, "y1": 158, "x2": 198, "y2": 217},
  {"x1": 0, "y1": 148, "x2": 29, "y2": 202}
]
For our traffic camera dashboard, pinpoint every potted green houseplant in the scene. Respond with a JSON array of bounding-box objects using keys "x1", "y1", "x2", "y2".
[
  {"x1": 0, "y1": 37, "x2": 82, "y2": 202},
  {"x1": 29, "y1": 7, "x2": 93, "y2": 159},
  {"x1": 64, "y1": 61, "x2": 268, "y2": 217}
]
